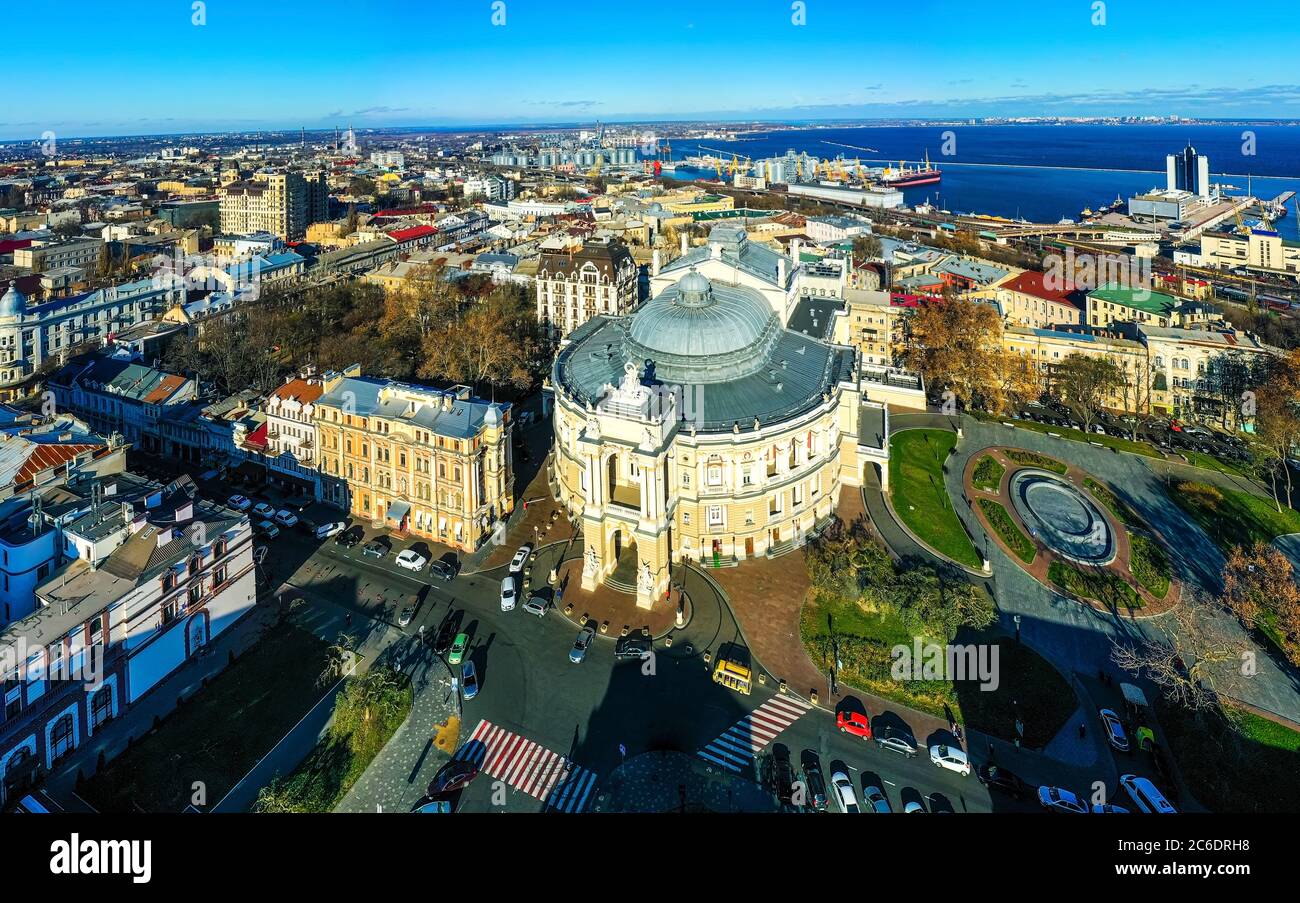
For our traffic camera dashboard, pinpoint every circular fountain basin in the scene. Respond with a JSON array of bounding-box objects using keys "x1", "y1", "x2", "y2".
[{"x1": 1009, "y1": 469, "x2": 1116, "y2": 565}]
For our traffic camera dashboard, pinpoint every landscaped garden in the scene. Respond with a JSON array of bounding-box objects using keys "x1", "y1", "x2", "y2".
[
  {"x1": 1128, "y1": 534, "x2": 1171, "y2": 599},
  {"x1": 80, "y1": 621, "x2": 331, "y2": 813},
  {"x1": 1084, "y1": 476, "x2": 1144, "y2": 528},
  {"x1": 977, "y1": 498, "x2": 1035, "y2": 564},
  {"x1": 1048, "y1": 560, "x2": 1141, "y2": 608},
  {"x1": 1172, "y1": 480, "x2": 1300, "y2": 554},
  {"x1": 971, "y1": 454, "x2": 1005, "y2": 493},
  {"x1": 1002, "y1": 448, "x2": 1067, "y2": 474},
  {"x1": 889, "y1": 429, "x2": 981, "y2": 567}
]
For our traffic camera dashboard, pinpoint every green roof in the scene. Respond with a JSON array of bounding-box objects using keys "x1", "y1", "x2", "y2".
[{"x1": 1088, "y1": 283, "x2": 1177, "y2": 316}]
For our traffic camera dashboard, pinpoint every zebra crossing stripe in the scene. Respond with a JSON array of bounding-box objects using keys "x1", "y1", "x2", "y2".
[
  {"x1": 696, "y1": 694, "x2": 813, "y2": 773},
  {"x1": 458, "y1": 719, "x2": 598, "y2": 813}
]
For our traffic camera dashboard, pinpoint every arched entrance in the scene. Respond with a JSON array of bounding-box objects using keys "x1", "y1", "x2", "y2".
[
  {"x1": 608, "y1": 528, "x2": 639, "y2": 588},
  {"x1": 2, "y1": 744, "x2": 37, "y2": 803}
]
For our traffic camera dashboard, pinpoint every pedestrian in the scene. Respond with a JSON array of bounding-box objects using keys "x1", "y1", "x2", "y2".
[
  {"x1": 1078, "y1": 722, "x2": 1086, "y2": 740},
  {"x1": 345, "y1": 611, "x2": 352, "y2": 626}
]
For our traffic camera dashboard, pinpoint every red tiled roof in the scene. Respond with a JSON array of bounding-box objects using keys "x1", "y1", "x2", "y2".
[
  {"x1": 16, "y1": 443, "x2": 100, "y2": 486},
  {"x1": 1001, "y1": 270, "x2": 1082, "y2": 307},
  {"x1": 143, "y1": 374, "x2": 188, "y2": 404},
  {"x1": 270, "y1": 378, "x2": 324, "y2": 405},
  {"x1": 245, "y1": 421, "x2": 269, "y2": 450}
]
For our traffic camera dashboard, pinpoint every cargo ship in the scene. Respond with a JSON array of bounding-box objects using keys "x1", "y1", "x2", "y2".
[{"x1": 880, "y1": 151, "x2": 942, "y2": 188}]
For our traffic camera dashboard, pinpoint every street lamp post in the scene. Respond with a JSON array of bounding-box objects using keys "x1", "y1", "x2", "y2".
[{"x1": 1013, "y1": 613, "x2": 1021, "y2": 645}]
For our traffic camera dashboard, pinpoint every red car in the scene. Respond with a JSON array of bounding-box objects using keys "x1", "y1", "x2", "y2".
[{"x1": 836, "y1": 710, "x2": 872, "y2": 739}]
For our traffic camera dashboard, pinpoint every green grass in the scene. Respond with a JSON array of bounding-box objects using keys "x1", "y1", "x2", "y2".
[
  {"x1": 972, "y1": 454, "x2": 1005, "y2": 493},
  {"x1": 986, "y1": 415, "x2": 1162, "y2": 458},
  {"x1": 1003, "y1": 449, "x2": 1067, "y2": 474},
  {"x1": 1172, "y1": 481, "x2": 1300, "y2": 554},
  {"x1": 1048, "y1": 560, "x2": 1141, "y2": 608},
  {"x1": 1157, "y1": 698, "x2": 1300, "y2": 813},
  {"x1": 1084, "y1": 476, "x2": 1144, "y2": 528},
  {"x1": 1179, "y1": 448, "x2": 1253, "y2": 478},
  {"x1": 1128, "y1": 533, "x2": 1171, "y2": 599},
  {"x1": 977, "y1": 498, "x2": 1035, "y2": 564},
  {"x1": 889, "y1": 430, "x2": 981, "y2": 568},
  {"x1": 80, "y1": 621, "x2": 331, "y2": 813}
]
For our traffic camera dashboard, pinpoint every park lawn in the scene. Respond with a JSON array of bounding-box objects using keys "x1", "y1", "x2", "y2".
[
  {"x1": 1158, "y1": 699, "x2": 1300, "y2": 813},
  {"x1": 978, "y1": 498, "x2": 1035, "y2": 564},
  {"x1": 1048, "y1": 560, "x2": 1141, "y2": 609},
  {"x1": 800, "y1": 592, "x2": 1074, "y2": 746},
  {"x1": 1172, "y1": 481, "x2": 1300, "y2": 554},
  {"x1": 972, "y1": 454, "x2": 1005, "y2": 493},
  {"x1": 889, "y1": 430, "x2": 981, "y2": 568},
  {"x1": 80, "y1": 621, "x2": 331, "y2": 813},
  {"x1": 1128, "y1": 533, "x2": 1171, "y2": 599},
  {"x1": 1179, "y1": 449, "x2": 1253, "y2": 479}
]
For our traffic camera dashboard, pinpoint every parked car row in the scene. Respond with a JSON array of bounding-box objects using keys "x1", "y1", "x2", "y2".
[{"x1": 1037, "y1": 775, "x2": 1176, "y2": 814}]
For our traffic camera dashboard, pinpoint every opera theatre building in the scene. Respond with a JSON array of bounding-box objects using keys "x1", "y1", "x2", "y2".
[{"x1": 551, "y1": 264, "x2": 888, "y2": 610}]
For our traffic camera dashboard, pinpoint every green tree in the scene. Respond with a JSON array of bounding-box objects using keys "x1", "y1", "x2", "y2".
[{"x1": 1049, "y1": 353, "x2": 1124, "y2": 432}]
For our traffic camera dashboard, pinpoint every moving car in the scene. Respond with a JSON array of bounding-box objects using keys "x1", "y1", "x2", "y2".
[
  {"x1": 336, "y1": 526, "x2": 363, "y2": 547},
  {"x1": 227, "y1": 494, "x2": 252, "y2": 512},
  {"x1": 523, "y1": 595, "x2": 548, "y2": 618},
  {"x1": 315, "y1": 521, "x2": 346, "y2": 540},
  {"x1": 395, "y1": 550, "x2": 428, "y2": 572},
  {"x1": 1037, "y1": 785, "x2": 1088, "y2": 814},
  {"x1": 461, "y1": 660, "x2": 479, "y2": 699},
  {"x1": 426, "y1": 758, "x2": 479, "y2": 797},
  {"x1": 569, "y1": 625, "x2": 595, "y2": 663},
  {"x1": 362, "y1": 539, "x2": 389, "y2": 559},
  {"x1": 255, "y1": 520, "x2": 280, "y2": 539},
  {"x1": 1098, "y1": 708, "x2": 1129, "y2": 752},
  {"x1": 429, "y1": 559, "x2": 457, "y2": 581},
  {"x1": 614, "y1": 636, "x2": 652, "y2": 660},
  {"x1": 929, "y1": 744, "x2": 970, "y2": 776},
  {"x1": 448, "y1": 633, "x2": 468, "y2": 666},
  {"x1": 273, "y1": 509, "x2": 299, "y2": 528},
  {"x1": 500, "y1": 576, "x2": 517, "y2": 611},
  {"x1": 874, "y1": 730, "x2": 919, "y2": 759},
  {"x1": 397, "y1": 606, "x2": 415, "y2": 628},
  {"x1": 252, "y1": 502, "x2": 276, "y2": 519},
  {"x1": 433, "y1": 618, "x2": 458, "y2": 655},
  {"x1": 863, "y1": 783, "x2": 891, "y2": 814},
  {"x1": 830, "y1": 771, "x2": 859, "y2": 813},
  {"x1": 411, "y1": 798, "x2": 453, "y2": 814},
  {"x1": 836, "y1": 710, "x2": 872, "y2": 739},
  {"x1": 509, "y1": 544, "x2": 533, "y2": 574},
  {"x1": 1119, "y1": 774, "x2": 1177, "y2": 814},
  {"x1": 977, "y1": 764, "x2": 1032, "y2": 799}
]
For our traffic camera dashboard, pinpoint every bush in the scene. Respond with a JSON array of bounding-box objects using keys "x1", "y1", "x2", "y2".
[
  {"x1": 1128, "y1": 534, "x2": 1171, "y2": 598},
  {"x1": 972, "y1": 455, "x2": 1005, "y2": 493},
  {"x1": 1004, "y1": 449, "x2": 1067, "y2": 474},
  {"x1": 977, "y1": 498, "x2": 1035, "y2": 564},
  {"x1": 1084, "y1": 477, "x2": 1144, "y2": 528},
  {"x1": 1048, "y1": 560, "x2": 1140, "y2": 608}
]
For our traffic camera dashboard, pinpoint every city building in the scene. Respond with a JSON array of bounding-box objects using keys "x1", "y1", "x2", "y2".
[
  {"x1": 994, "y1": 270, "x2": 1085, "y2": 329},
  {"x1": 0, "y1": 279, "x2": 181, "y2": 400},
  {"x1": 652, "y1": 224, "x2": 800, "y2": 325},
  {"x1": 0, "y1": 475, "x2": 256, "y2": 806},
  {"x1": 1085, "y1": 283, "x2": 1179, "y2": 329},
  {"x1": 1199, "y1": 227, "x2": 1300, "y2": 276},
  {"x1": 551, "y1": 269, "x2": 882, "y2": 609},
  {"x1": 1167, "y1": 143, "x2": 1211, "y2": 199},
  {"x1": 238, "y1": 368, "x2": 353, "y2": 497},
  {"x1": 13, "y1": 238, "x2": 102, "y2": 276},
  {"x1": 218, "y1": 171, "x2": 329, "y2": 240},
  {"x1": 1135, "y1": 324, "x2": 1270, "y2": 420},
  {"x1": 47, "y1": 356, "x2": 198, "y2": 454},
  {"x1": 314, "y1": 375, "x2": 513, "y2": 552},
  {"x1": 536, "y1": 237, "x2": 638, "y2": 338}
]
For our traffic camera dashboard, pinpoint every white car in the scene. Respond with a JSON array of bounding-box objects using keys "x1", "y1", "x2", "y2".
[
  {"x1": 1038, "y1": 785, "x2": 1088, "y2": 814},
  {"x1": 500, "y1": 576, "x2": 518, "y2": 611},
  {"x1": 314, "y1": 521, "x2": 346, "y2": 540},
  {"x1": 227, "y1": 494, "x2": 252, "y2": 512},
  {"x1": 509, "y1": 544, "x2": 533, "y2": 575},
  {"x1": 830, "y1": 771, "x2": 859, "y2": 813},
  {"x1": 274, "y1": 509, "x2": 299, "y2": 528},
  {"x1": 863, "y1": 783, "x2": 891, "y2": 814},
  {"x1": 396, "y1": 550, "x2": 428, "y2": 572},
  {"x1": 929, "y1": 744, "x2": 971, "y2": 776},
  {"x1": 252, "y1": 502, "x2": 276, "y2": 519}
]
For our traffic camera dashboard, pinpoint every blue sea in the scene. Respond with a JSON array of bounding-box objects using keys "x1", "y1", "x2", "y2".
[{"x1": 666, "y1": 124, "x2": 1300, "y2": 241}]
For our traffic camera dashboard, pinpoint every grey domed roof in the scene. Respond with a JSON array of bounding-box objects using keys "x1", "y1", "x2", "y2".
[
  {"x1": 625, "y1": 270, "x2": 779, "y2": 383},
  {"x1": 0, "y1": 281, "x2": 26, "y2": 319}
]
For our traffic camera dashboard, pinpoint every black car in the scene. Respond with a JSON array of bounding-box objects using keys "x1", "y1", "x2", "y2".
[
  {"x1": 427, "y1": 758, "x2": 479, "y2": 797},
  {"x1": 614, "y1": 635, "x2": 652, "y2": 660},
  {"x1": 429, "y1": 559, "x2": 458, "y2": 581},
  {"x1": 802, "y1": 765, "x2": 829, "y2": 812},
  {"x1": 335, "y1": 526, "x2": 363, "y2": 548},
  {"x1": 977, "y1": 764, "x2": 1032, "y2": 799},
  {"x1": 769, "y1": 756, "x2": 796, "y2": 804},
  {"x1": 432, "y1": 616, "x2": 458, "y2": 655}
]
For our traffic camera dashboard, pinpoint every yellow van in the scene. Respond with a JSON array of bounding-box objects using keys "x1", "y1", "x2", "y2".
[{"x1": 712, "y1": 658, "x2": 752, "y2": 695}]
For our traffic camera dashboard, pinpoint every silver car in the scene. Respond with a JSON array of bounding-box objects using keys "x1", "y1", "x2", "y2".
[{"x1": 569, "y1": 626, "x2": 595, "y2": 663}]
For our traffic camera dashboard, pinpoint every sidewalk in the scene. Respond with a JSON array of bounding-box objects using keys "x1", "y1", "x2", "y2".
[{"x1": 589, "y1": 750, "x2": 777, "y2": 813}]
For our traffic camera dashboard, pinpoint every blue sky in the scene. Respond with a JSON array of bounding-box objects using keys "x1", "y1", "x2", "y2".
[{"x1": 5, "y1": 0, "x2": 1299, "y2": 139}]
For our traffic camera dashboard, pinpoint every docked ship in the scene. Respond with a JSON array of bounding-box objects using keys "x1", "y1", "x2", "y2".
[{"x1": 880, "y1": 151, "x2": 942, "y2": 188}]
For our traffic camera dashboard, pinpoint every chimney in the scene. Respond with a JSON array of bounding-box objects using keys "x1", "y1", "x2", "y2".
[
  {"x1": 710, "y1": 242, "x2": 722, "y2": 260},
  {"x1": 791, "y1": 238, "x2": 801, "y2": 261},
  {"x1": 680, "y1": 232, "x2": 688, "y2": 255},
  {"x1": 778, "y1": 258, "x2": 786, "y2": 286},
  {"x1": 651, "y1": 248, "x2": 661, "y2": 277}
]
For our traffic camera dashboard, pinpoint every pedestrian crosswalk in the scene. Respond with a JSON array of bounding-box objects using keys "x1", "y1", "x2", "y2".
[
  {"x1": 697, "y1": 694, "x2": 812, "y2": 773},
  {"x1": 458, "y1": 719, "x2": 599, "y2": 813}
]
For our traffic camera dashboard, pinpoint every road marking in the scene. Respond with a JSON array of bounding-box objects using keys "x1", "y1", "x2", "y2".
[
  {"x1": 460, "y1": 719, "x2": 598, "y2": 813},
  {"x1": 696, "y1": 694, "x2": 813, "y2": 774}
]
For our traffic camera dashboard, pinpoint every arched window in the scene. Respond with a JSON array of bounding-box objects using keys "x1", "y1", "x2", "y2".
[
  {"x1": 91, "y1": 686, "x2": 113, "y2": 728},
  {"x1": 49, "y1": 713, "x2": 75, "y2": 761}
]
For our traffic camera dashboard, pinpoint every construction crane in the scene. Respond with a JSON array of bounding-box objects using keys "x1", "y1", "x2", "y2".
[
  {"x1": 729, "y1": 154, "x2": 740, "y2": 177},
  {"x1": 714, "y1": 157, "x2": 725, "y2": 180}
]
